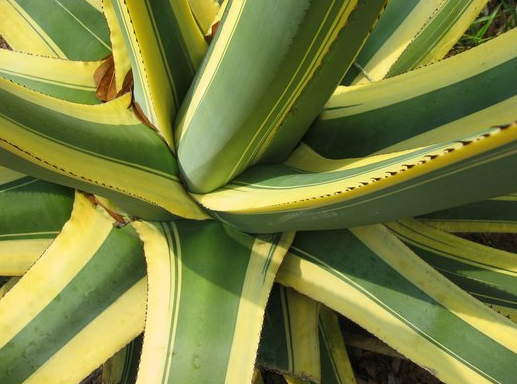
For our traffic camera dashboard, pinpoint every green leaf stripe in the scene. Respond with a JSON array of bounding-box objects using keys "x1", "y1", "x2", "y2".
[
  {"x1": 108, "y1": 0, "x2": 154, "y2": 125},
  {"x1": 278, "y1": 227, "x2": 517, "y2": 384},
  {"x1": 258, "y1": 285, "x2": 294, "y2": 373},
  {"x1": 0, "y1": 175, "x2": 73, "y2": 237},
  {"x1": 4, "y1": 0, "x2": 111, "y2": 60},
  {"x1": 141, "y1": 0, "x2": 200, "y2": 109},
  {"x1": 0, "y1": 171, "x2": 73, "y2": 275},
  {"x1": 176, "y1": 0, "x2": 387, "y2": 193},
  {"x1": 0, "y1": 77, "x2": 206, "y2": 220},
  {"x1": 386, "y1": 0, "x2": 487, "y2": 77},
  {"x1": 202, "y1": 124, "x2": 517, "y2": 233},
  {"x1": 318, "y1": 306, "x2": 356, "y2": 384},
  {"x1": 0, "y1": 50, "x2": 101, "y2": 105},
  {"x1": 419, "y1": 197, "x2": 517, "y2": 233},
  {"x1": 0, "y1": 227, "x2": 144, "y2": 384},
  {"x1": 343, "y1": 0, "x2": 487, "y2": 84},
  {"x1": 134, "y1": 220, "x2": 293, "y2": 384},
  {"x1": 258, "y1": 284, "x2": 320, "y2": 382},
  {"x1": 107, "y1": 0, "x2": 206, "y2": 146},
  {"x1": 387, "y1": 219, "x2": 517, "y2": 318},
  {"x1": 306, "y1": 28, "x2": 517, "y2": 159},
  {"x1": 0, "y1": 194, "x2": 146, "y2": 384},
  {"x1": 0, "y1": 69, "x2": 99, "y2": 104}
]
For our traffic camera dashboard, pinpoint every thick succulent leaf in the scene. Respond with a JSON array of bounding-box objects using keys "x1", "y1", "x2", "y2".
[
  {"x1": 387, "y1": 219, "x2": 517, "y2": 321},
  {"x1": 175, "y1": 0, "x2": 387, "y2": 193},
  {"x1": 199, "y1": 123, "x2": 517, "y2": 233},
  {"x1": 106, "y1": 0, "x2": 206, "y2": 147},
  {"x1": 0, "y1": 0, "x2": 110, "y2": 60},
  {"x1": 319, "y1": 306, "x2": 356, "y2": 384},
  {"x1": 277, "y1": 225, "x2": 517, "y2": 384},
  {"x1": 0, "y1": 192, "x2": 146, "y2": 384},
  {"x1": 0, "y1": 49, "x2": 101, "y2": 104},
  {"x1": 187, "y1": 0, "x2": 220, "y2": 33},
  {"x1": 343, "y1": 0, "x2": 488, "y2": 85},
  {"x1": 0, "y1": 166, "x2": 73, "y2": 275},
  {"x1": 259, "y1": 290, "x2": 356, "y2": 384},
  {"x1": 419, "y1": 194, "x2": 517, "y2": 233},
  {"x1": 258, "y1": 284, "x2": 321, "y2": 383},
  {"x1": 306, "y1": 28, "x2": 517, "y2": 159},
  {"x1": 0, "y1": 76, "x2": 207, "y2": 220},
  {"x1": 132, "y1": 220, "x2": 294, "y2": 384}
]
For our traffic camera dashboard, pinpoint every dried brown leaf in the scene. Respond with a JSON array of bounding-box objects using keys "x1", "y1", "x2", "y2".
[
  {"x1": 204, "y1": 21, "x2": 221, "y2": 44},
  {"x1": 133, "y1": 102, "x2": 156, "y2": 130},
  {"x1": 117, "y1": 70, "x2": 133, "y2": 97},
  {"x1": 84, "y1": 194, "x2": 127, "y2": 226},
  {"x1": 95, "y1": 62, "x2": 117, "y2": 101},
  {"x1": 94, "y1": 55, "x2": 121, "y2": 102},
  {"x1": 93, "y1": 55, "x2": 114, "y2": 86}
]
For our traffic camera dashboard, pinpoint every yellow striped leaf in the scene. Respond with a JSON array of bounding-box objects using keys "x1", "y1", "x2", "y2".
[
  {"x1": 0, "y1": 166, "x2": 73, "y2": 276},
  {"x1": 0, "y1": 192, "x2": 146, "y2": 384},
  {"x1": 343, "y1": 0, "x2": 488, "y2": 85},
  {"x1": 132, "y1": 220, "x2": 294, "y2": 384},
  {"x1": 0, "y1": 75, "x2": 207, "y2": 220},
  {"x1": 319, "y1": 306, "x2": 356, "y2": 384},
  {"x1": 258, "y1": 284, "x2": 321, "y2": 383},
  {"x1": 197, "y1": 123, "x2": 517, "y2": 233},
  {"x1": 0, "y1": 0, "x2": 110, "y2": 60},
  {"x1": 387, "y1": 218, "x2": 517, "y2": 321},
  {"x1": 0, "y1": 49, "x2": 101, "y2": 104},
  {"x1": 306, "y1": 27, "x2": 517, "y2": 159},
  {"x1": 176, "y1": 0, "x2": 387, "y2": 193},
  {"x1": 107, "y1": 0, "x2": 206, "y2": 147},
  {"x1": 277, "y1": 225, "x2": 517, "y2": 384}
]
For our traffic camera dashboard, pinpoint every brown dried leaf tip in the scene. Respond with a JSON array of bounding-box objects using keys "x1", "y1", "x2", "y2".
[
  {"x1": 133, "y1": 101, "x2": 157, "y2": 130},
  {"x1": 94, "y1": 55, "x2": 117, "y2": 102},
  {"x1": 204, "y1": 21, "x2": 221, "y2": 44},
  {"x1": 85, "y1": 193, "x2": 128, "y2": 227},
  {"x1": 117, "y1": 69, "x2": 134, "y2": 97},
  {"x1": 94, "y1": 55, "x2": 134, "y2": 102}
]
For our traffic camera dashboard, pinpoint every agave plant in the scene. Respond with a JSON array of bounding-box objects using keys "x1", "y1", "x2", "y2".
[{"x1": 1, "y1": 0, "x2": 517, "y2": 383}]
